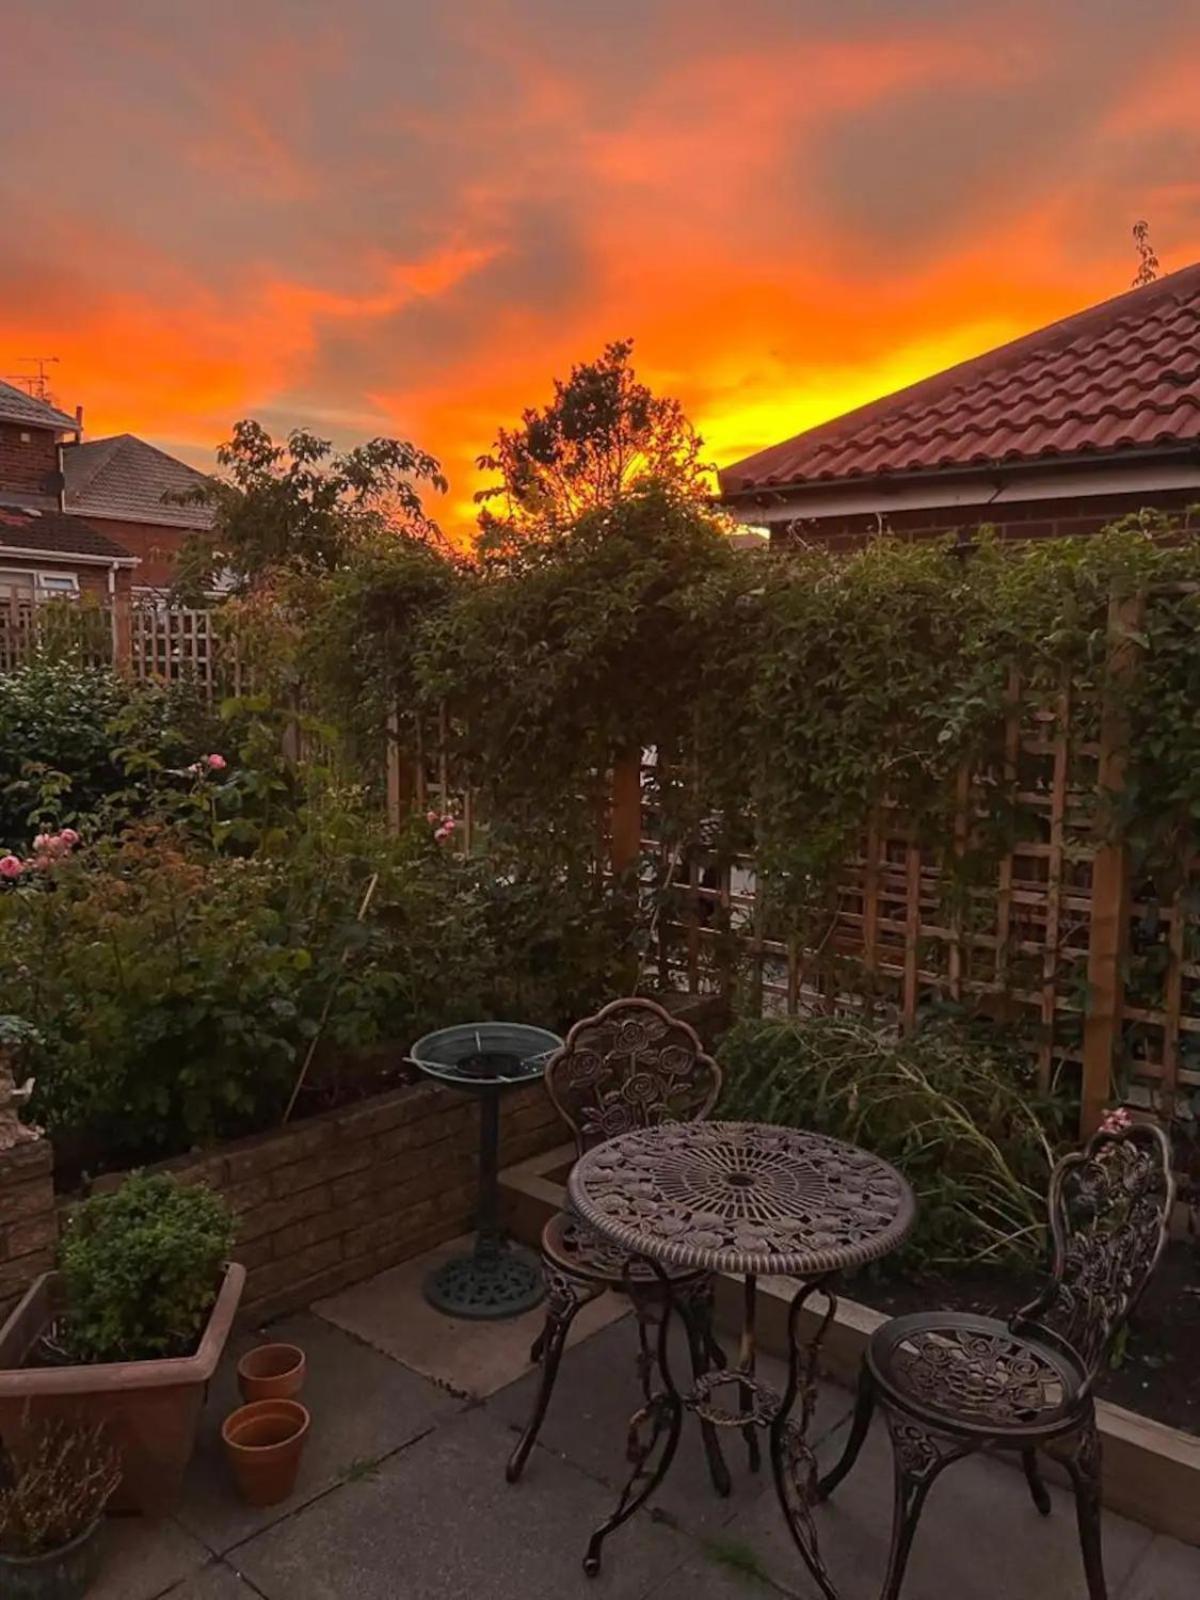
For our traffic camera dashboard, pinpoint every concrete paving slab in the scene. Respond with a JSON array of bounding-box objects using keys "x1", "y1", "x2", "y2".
[
  {"x1": 1119, "y1": 1532, "x2": 1200, "y2": 1598},
  {"x1": 488, "y1": 1315, "x2": 850, "y2": 1540},
  {"x1": 232, "y1": 1405, "x2": 695, "y2": 1600},
  {"x1": 89, "y1": 1515, "x2": 213, "y2": 1600},
  {"x1": 314, "y1": 1234, "x2": 629, "y2": 1399},
  {"x1": 176, "y1": 1310, "x2": 462, "y2": 1555},
  {"x1": 713, "y1": 1409, "x2": 1159, "y2": 1600},
  {"x1": 164, "y1": 1559, "x2": 269, "y2": 1598},
  {"x1": 643, "y1": 1537, "x2": 800, "y2": 1599}
]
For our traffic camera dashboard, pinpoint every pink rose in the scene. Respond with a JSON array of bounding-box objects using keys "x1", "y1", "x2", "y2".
[
  {"x1": 206, "y1": 754, "x2": 227, "y2": 771},
  {"x1": 426, "y1": 810, "x2": 440, "y2": 825},
  {"x1": 31, "y1": 855, "x2": 52, "y2": 872},
  {"x1": 186, "y1": 761, "x2": 204, "y2": 776},
  {"x1": 0, "y1": 855, "x2": 23, "y2": 880},
  {"x1": 32, "y1": 834, "x2": 52, "y2": 853},
  {"x1": 440, "y1": 816, "x2": 457, "y2": 832},
  {"x1": 59, "y1": 828, "x2": 80, "y2": 847},
  {"x1": 434, "y1": 824, "x2": 453, "y2": 842},
  {"x1": 1100, "y1": 1106, "x2": 1133, "y2": 1134}
]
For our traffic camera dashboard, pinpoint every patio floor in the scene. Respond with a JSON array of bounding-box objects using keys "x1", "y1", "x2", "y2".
[{"x1": 94, "y1": 1236, "x2": 1197, "y2": 1600}]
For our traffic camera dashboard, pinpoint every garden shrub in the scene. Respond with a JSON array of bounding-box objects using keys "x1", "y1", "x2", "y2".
[
  {"x1": 57, "y1": 1173, "x2": 235, "y2": 1362},
  {"x1": 0, "y1": 659, "x2": 222, "y2": 850},
  {"x1": 1, "y1": 805, "x2": 633, "y2": 1168},
  {"x1": 717, "y1": 1013, "x2": 1066, "y2": 1272}
]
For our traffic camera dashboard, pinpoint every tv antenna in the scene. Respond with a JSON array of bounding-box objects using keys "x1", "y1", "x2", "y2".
[{"x1": 4, "y1": 356, "x2": 60, "y2": 404}]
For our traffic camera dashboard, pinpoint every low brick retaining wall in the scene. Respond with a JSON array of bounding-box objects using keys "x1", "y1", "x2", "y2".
[
  {"x1": 0, "y1": 1140, "x2": 58, "y2": 1320},
  {"x1": 0, "y1": 1079, "x2": 562, "y2": 1328},
  {"x1": 0, "y1": 993, "x2": 721, "y2": 1329}
]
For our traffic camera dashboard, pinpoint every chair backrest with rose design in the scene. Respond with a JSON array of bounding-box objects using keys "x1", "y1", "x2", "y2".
[{"x1": 544, "y1": 997, "x2": 722, "y2": 1158}]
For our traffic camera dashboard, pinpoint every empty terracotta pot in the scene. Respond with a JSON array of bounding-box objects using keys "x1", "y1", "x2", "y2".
[
  {"x1": 236, "y1": 1342, "x2": 306, "y2": 1403},
  {"x1": 221, "y1": 1399, "x2": 310, "y2": 1506}
]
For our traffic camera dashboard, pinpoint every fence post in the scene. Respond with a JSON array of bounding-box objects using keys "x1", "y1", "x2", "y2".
[
  {"x1": 1080, "y1": 592, "x2": 1142, "y2": 1139},
  {"x1": 610, "y1": 747, "x2": 642, "y2": 873},
  {"x1": 110, "y1": 587, "x2": 132, "y2": 673}
]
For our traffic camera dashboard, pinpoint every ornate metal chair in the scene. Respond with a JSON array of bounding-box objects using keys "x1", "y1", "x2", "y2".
[
  {"x1": 505, "y1": 997, "x2": 734, "y2": 1490},
  {"x1": 817, "y1": 1122, "x2": 1175, "y2": 1600}
]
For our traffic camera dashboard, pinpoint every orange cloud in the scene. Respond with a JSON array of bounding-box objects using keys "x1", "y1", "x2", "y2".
[{"x1": 2, "y1": 2, "x2": 1199, "y2": 542}]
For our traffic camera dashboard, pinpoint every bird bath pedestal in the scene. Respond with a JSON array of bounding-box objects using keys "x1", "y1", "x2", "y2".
[{"x1": 408, "y1": 1022, "x2": 562, "y2": 1320}]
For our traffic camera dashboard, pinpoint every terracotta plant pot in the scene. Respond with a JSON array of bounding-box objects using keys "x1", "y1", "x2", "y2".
[
  {"x1": 236, "y1": 1342, "x2": 306, "y2": 1403},
  {"x1": 0, "y1": 1265, "x2": 246, "y2": 1515},
  {"x1": 0, "y1": 1517, "x2": 105, "y2": 1600},
  {"x1": 221, "y1": 1398, "x2": 310, "y2": 1507}
]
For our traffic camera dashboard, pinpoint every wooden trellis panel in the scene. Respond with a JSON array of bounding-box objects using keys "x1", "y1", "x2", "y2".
[{"x1": 634, "y1": 590, "x2": 1200, "y2": 1140}]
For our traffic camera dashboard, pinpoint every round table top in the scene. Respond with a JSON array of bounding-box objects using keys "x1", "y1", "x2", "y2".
[
  {"x1": 567, "y1": 1120, "x2": 915, "y2": 1278},
  {"x1": 408, "y1": 1022, "x2": 563, "y2": 1090}
]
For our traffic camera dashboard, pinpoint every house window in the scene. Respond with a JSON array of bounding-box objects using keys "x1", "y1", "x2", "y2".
[{"x1": 35, "y1": 573, "x2": 80, "y2": 597}]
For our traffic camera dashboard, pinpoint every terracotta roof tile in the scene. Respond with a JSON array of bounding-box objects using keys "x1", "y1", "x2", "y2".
[{"x1": 720, "y1": 264, "x2": 1200, "y2": 495}]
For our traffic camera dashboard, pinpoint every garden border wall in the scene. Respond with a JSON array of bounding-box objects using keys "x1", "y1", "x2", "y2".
[{"x1": 0, "y1": 1078, "x2": 562, "y2": 1328}]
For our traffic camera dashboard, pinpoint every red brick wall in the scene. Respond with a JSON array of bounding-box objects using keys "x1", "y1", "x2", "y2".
[
  {"x1": 81, "y1": 518, "x2": 191, "y2": 589},
  {"x1": 770, "y1": 488, "x2": 1200, "y2": 553},
  {"x1": 0, "y1": 1141, "x2": 58, "y2": 1321},
  {"x1": 68, "y1": 1078, "x2": 564, "y2": 1326},
  {"x1": 0, "y1": 424, "x2": 58, "y2": 497}
]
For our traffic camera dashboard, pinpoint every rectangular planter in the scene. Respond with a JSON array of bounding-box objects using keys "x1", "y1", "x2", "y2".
[{"x1": 0, "y1": 1262, "x2": 245, "y2": 1513}]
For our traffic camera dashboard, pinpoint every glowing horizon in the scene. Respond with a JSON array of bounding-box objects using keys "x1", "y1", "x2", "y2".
[{"x1": 3, "y1": 3, "x2": 1198, "y2": 537}]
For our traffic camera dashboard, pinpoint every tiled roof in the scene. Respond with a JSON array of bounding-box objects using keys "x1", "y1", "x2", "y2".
[
  {"x1": 0, "y1": 379, "x2": 78, "y2": 433},
  {"x1": 720, "y1": 263, "x2": 1200, "y2": 495},
  {"x1": 0, "y1": 505, "x2": 135, "y2": 561},
  {"x1": 63, "y1": 433, "x2": 214, "y2": 529}
]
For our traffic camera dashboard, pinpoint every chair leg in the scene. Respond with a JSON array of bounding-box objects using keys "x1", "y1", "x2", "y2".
[
  {"x1": 878, "y1": 1415, "x2": 962, "y2": 1600},
  {"x1": 1022, "y1": 1447, "x2": 1052, "y2": 1516},
  {"x1": 506, "y1": 1280, "x2": 582, "y2": 1483},
  {"x1": 816, "y1": 1362, "x2": 875, "y2": 1501},
  {"x1": 1063, "y1": 1426, "x2": 1107, "y2": 1600},
  {"x1": 679, "y1": 1288, "x2": 733, "y2": 1498}
]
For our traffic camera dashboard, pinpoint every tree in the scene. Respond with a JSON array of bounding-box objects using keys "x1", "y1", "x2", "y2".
[
  {"x1": 474, "y1": 340, "x2": 711, "y2": 550},
  {"x1": 1132, "y1": 220, "x2": 1161, "y2": 288},
  {"x1": 173, "y1": 421, "x2": 448, "y2": 598}
]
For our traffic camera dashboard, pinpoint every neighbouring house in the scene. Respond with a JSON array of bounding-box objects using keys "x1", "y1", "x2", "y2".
[
  {"x1": 63, "y1": 432, "x2": 213, "y2": 592},
  {"x1": 719, "y1": 264, "x2": 1200, "y2": 549},
  {"x1": 0, "y1": 382, "x2": 138, "y2": 663},
  {"x1": 0, "y1": 506, "x2": 137, "y2": 667}
]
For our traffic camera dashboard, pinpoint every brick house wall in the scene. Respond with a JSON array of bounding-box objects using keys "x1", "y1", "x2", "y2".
[
  {"x1": 770, "y1": 487, "x2": 1200, "y2": 553},
  {"x1": 0, "y1": 423, "x2": 57, "y2": 498},
  {"x1": 81, "y1": 518, "x2": 190, "y2": 590}
]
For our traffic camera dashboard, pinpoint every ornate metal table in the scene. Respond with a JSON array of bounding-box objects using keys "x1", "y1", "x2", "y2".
[
  {"x1": 409, "y1": 1022, "x2": 562, "y2": 1320},
  {"x1": 568, "y1": 1120, "x2": 915, "y2": 1590}
]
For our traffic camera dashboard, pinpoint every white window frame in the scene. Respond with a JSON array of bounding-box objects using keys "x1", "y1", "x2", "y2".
[{"x1": 0, "y1": 566, "x2": 81, "y2": 602}]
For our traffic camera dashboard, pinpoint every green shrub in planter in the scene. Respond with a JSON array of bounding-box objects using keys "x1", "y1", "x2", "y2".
[{"x1": 58, "y1": 1174, "x2": 235, "y2": 1364}]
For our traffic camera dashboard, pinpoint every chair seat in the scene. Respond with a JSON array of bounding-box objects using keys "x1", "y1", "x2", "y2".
[
  {"x1": 541, "y1": 1209, "x2": 709, "y2": 1288},
  {"x1": 867, "y1": 1311, "x2": 1086, "y2": 1436}
]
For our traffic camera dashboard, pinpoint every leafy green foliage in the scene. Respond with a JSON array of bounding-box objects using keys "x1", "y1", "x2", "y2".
[
  {"x1": 420, "y1": 481, "x2": 745, "y2": 865},
  {"x1": 2, "y1": 795, "x2": 631, "y2": 1165},
  {"x1": 474, "y1": 339, "x2": 711, "y2": 551},
  {"x1": 0, "y1": 659, "x2": 222, "y2": 851},
  {"x1": 174, "y1": 422, "x2": 448, "y2": 597},
  {"x1": 57, "y1": 1174, "x2": 234, "y2": 1363},
  {"x1": 717, "y1": 1015, "x2": 1065, "y2": 1270}
]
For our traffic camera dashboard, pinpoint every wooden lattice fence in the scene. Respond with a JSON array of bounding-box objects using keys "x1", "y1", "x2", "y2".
[{"x1": 613, "y1": 593, "x2": 1200, "y2": 1142}]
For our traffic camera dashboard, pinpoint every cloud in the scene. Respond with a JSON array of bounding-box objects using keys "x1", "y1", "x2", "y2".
[{"x1": 1, "y1": 0, "x2": 1199, "y2": 537}]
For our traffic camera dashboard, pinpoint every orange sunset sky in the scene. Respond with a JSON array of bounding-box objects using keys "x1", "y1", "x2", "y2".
[{"x1": 3, "y1": 1, "x2": 1200, "y2": 533}]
